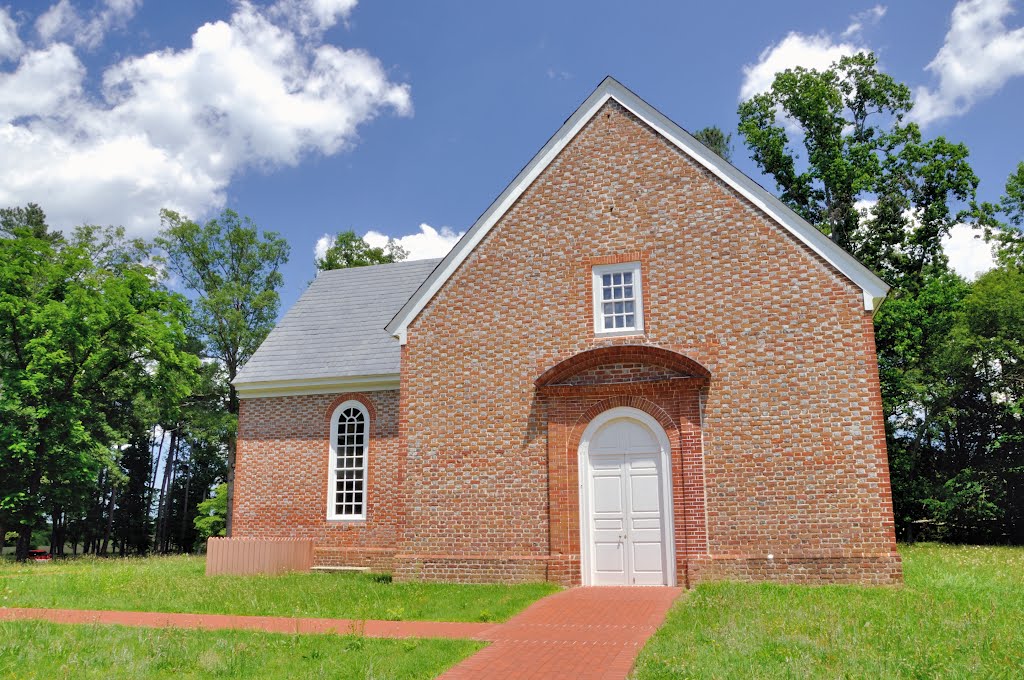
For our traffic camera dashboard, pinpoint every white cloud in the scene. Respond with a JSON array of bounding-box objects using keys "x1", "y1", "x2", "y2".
[
  {"x1": 740, "y1": 32, "x2": 862, "y2": 101},
  {"x1": 365, "y1": 223, "x2": 462, "y2": 260},
  {"x1": 314, "y1": 233, "x2": 331, "y2": 261},
  {"x1": 913, "y1": 0, "x2": 1024, "y2": 126},
  {"x1": 943, "y1": 223, "x2": 996, "y2": 279},
  {"x1": 270, "y1": 0, "x2": 358, "y2": 36},
  {"x1": 740, "y1": 6, "x2": 892, "y2": 101},
  {"x1": 842, "y1": 5, "x2": 887, "y2": 38},
  {"x1": 0, "y1": 8, "x2": 23, "y2": 61},
  {"x1": 0, "y1": 43, "x2": 84, "y2": 120},
  {"x1": 1, "y1": 1, "x2": 411, "y2": 235},
  {"x1": 36, "y1": 0, "x2": 141, "y2": 50}
]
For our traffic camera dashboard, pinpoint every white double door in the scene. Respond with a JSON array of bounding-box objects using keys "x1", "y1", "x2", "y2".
[{"x1": 586, "y1": 417, "x2": 670, "y2": 586}]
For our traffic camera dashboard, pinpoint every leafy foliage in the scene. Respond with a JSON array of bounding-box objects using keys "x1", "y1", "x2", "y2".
[
  {"x1": 314, "y1": 230, "x2": 407, "y2": 271},
  {"x1": 738, "y1": 52, "x2": 1022, "y2": 542},
  {"x1": 0, "y1": 210, "x2": 197, "y2": 559},
  {"x1": 194, "y1": 483, "x2": 228, "y2": 541},
  {"x1": 156, "y1": 209, "x2": 289, "y2": 534},
  {"x1": 692, "y1": 126, "x2": 733, "y2": 162}
]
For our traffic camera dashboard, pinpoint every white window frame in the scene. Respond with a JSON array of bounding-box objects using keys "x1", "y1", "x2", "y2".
[
  {"x1": 327, "y1": 400, "x2": 369, "y2": 521},
  {"x1": 592, "y1": 262, "x2": 644, "y2": 336}
]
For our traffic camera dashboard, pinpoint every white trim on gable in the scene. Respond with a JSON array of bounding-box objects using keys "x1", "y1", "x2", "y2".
[
  {"x1": 386, "y1": 77, "x2": 890, "y2": 342},
  {"x1": 235, "y1": 374, "x2": 400, "y2": 399}
]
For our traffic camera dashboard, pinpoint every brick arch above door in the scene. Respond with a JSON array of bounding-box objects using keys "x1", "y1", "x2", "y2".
[
  {"x1": 536, "y1": 346, "x2": 710, "y2": 587},
  {"x1": 535, "y1": 344, "x2": 712, "y2": 388}
]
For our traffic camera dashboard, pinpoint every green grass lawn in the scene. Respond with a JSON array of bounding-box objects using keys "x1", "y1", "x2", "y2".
[
  {"x1": 632, "y1": 543, "x2": 1024, "y2": 678},
  {"x1": 0, "y1": 620, "x2": 481, "y2": 679},
  {"x1": 0, "y1": 554, "x2": 557, "y2": 623}
]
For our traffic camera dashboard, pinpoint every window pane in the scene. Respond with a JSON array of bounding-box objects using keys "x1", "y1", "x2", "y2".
[
  {"x1": 334, "y1": 405, "x2": 367, "y2": 516},
  {"x1": 623, "y1": 272, "x2": 632, "y2": 284},
  {"x1": 615, "y1": 316, "x2": 625, "y2": 328},
  {"x1": 623, "y1": 300, "x2": 634, "y2": 313},
  {"x1": 625, "y1": 314, "x2": 634, "y2": 327},
  {"x1": 602, "y1": 274, "x2": 611, "y2": 286},
  {"x1": 623, "y1": 285, "x2": 633, "y2": 298},
  {"x1": 603, "y1": 315, "x2": 614, "y2": 329},
  {"x1": 614, "y1": 301, "x2": 624, "y2": 314},
  {"x1": 602, "y1": 286, "x2": 612, "y2": 300}
]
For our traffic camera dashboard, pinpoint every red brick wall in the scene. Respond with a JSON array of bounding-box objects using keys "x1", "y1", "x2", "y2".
[
  {"x1": 397, "y1": 99, "x2": 899, "y2": 584},
  {"x1": 234, "y1": 391, "x2": 403, "y2": 570}
]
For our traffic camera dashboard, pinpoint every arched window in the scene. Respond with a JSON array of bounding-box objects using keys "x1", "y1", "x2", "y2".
[{"x1": 328, "y1": 401, "x2": 369, "y2": 520}]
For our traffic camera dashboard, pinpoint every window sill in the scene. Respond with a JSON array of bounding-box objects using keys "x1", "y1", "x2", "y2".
[
  {"x1": 595, "y1": 329, "x2": 646, "y2": 338},
  {"x1": 326, "y1": 517, "x2": 367, "y2": 523}
]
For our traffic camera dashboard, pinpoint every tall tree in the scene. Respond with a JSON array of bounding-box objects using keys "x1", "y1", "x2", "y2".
[
  {"x1": 987, "y1": 161, "x2": 1024, "y2": 268},
  {"x1": 0, "y1": 210, "x2": 196, "y2": 560},
  {"x1": 156, "y1": 209, "x2": 289, "y2": 535},
  {"x1": 315, "y1": 230, "x2": 407, "y2": 271},
  {"x1": 735, "y1": 52, "x2": 1024, "y2": 542},
  {"x1": 692, "y1": 126, "x2": 733, "y2": 162},
  {"x1": 738, "y1": 52, "x2": 913, "y2": 252}
]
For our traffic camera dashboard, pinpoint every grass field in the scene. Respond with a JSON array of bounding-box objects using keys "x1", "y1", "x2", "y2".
[
  {"x1": 0, "y1": 620, "x2": 481, "y2": 679},
  {"x1": 632, "y1": 543, "x2": 1024, "y2": 678},
  {"x1": 0, "y1": 555, "x2": 556, "y2": 623}
]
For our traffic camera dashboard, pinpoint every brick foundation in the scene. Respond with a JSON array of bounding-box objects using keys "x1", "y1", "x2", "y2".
[
  {"x1": 393, "y1": 555, "x2": 550, "y2": 584},
  {"x1": 689, "y1": 553, "x2": 903, "y2": 586}
]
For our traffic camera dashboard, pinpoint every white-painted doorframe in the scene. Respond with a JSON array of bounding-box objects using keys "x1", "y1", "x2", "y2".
[{"x1": 578, "y1": 406, "x2": 676, "y2": 586}]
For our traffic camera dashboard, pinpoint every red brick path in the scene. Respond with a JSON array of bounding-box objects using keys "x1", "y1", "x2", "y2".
[
  {"x1": 441, "y1": 587, "x2": 682, "y2": 679},
  {"x1": 1, "y1": 586, "x2": 682, "y2": 679}
]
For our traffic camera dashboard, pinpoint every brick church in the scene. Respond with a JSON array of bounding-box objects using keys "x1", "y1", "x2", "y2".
[{"x1": 231, "y1": 77, "x2": 902, "y2": 587}]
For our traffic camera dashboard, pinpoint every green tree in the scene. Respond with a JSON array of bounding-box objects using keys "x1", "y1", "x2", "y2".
[
  {"x1": 735, "y1": 52, "x2": 1024, "y2": 542},
  {"x1": 738, "y1": 52, "x2": 914, "y2": 252},
  {"x1": 0, "y1": 203, "x2": 61, "y2": 242},
  {"x1": 987, "y1": 161, "x2": 1024, "y2": 268},
  {"x1": 194, "y1": 483, "x2": 228, "y2": 542},
  {"x1": 315, "y1": 230, "x2": 407, "y2": 271},
  {"x1": 156, "y1": 209, "x2": 290, "y2": 535},
  {"x1": 692, "y1": 126, "x2": 733, "y2": 162},
  {"x1": 0, "y1": 209, "x2": 197, "y2": 560}
]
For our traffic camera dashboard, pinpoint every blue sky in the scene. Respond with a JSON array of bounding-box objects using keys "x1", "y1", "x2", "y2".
[{"x1": 1, "y1": 0, "x2": 1023, "y2": 311}]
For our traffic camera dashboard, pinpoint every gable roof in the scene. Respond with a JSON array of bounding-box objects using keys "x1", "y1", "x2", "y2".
[
  {"x1": 386, "y1": 77, "x2": 890, "y2": 342},
  {"x1": 234, "y1": 258, "x2": 440, "y2": 397}
]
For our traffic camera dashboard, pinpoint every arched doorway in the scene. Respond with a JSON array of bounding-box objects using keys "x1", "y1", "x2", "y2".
[{"x1": 578, "y1": 407, "x2": 675, "y2": 586}]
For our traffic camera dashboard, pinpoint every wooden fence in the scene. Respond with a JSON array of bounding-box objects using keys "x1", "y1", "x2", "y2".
[{"x1": 205, "y1": 537, "x2": 314, "y2": 576}]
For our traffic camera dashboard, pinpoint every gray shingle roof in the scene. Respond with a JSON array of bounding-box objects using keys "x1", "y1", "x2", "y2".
[{"x1": 234, "y1": 258, "x2": 440, "y2": 385}]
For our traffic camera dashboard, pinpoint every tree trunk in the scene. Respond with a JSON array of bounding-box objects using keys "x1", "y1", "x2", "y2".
[
  {"x1": 147, "y1": 426, "x2": 166, "y2": 518},
  {"x1": 162, "y1": 451, "x2": 179, "y2": 553},
  {"x1": 156, "y1": 430, "x2": 178, "y2": 553},
  {"x1": 180, "y1": 461, "x2": 192, "y2": 552},
  {"x1": 100, "y1": 477, "x2": 116, "y2": 556},
  {"x1": 50, "y1": 506, "x2": 65, "y2": 557},
  {"x1": 14, "y1": 470, "x2": 44, "y2": 562},
  {"x1": 16, "y1": 525, "x2": 33, "y2": 561}
]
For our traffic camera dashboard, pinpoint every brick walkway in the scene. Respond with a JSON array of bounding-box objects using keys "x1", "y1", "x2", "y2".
[
  {"x1": 1, "y1": 586, "x2": 681, "y2": 679},
  {"x1": 440, "y1": 587, "x2": 682, "y2": 679}
]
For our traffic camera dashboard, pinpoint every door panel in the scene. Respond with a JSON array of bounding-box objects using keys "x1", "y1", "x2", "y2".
[
  {"x1": 586, "y1": 418, "x2": 669, "y2": 586},
  {"x1": 590, "y1": 454, "x2": 628, "y2": 585}
]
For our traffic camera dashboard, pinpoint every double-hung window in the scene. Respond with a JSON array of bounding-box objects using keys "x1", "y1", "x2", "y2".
[
  {"x1": 328, "y1": 401, "x2": 368, "y2": 520},
  {"x1": 592, "y1": 262, "x2": 644, "y2": 335}
]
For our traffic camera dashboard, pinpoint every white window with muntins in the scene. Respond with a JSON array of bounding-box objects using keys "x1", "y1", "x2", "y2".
[
  {"x1": 328, "y1": 401, "x2": 368, "y2": 520},
  {"x1": 593, "y1": 262, "x2": 644, "y2": 335}
]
